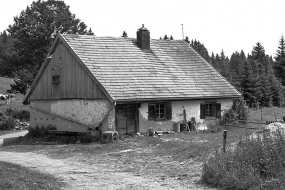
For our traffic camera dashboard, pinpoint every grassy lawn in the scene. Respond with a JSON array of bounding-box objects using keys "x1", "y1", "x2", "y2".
[{"x1": 0, "y1": 161, "x2": 65, "y2": 190}]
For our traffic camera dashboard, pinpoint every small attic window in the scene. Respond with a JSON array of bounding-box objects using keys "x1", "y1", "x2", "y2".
[
  {"x1": 52, "y1": 76, "x2": 60, "y2": 84},
  {"x1": 51, "y1": 64, "x2": 61, "y2": 84}
]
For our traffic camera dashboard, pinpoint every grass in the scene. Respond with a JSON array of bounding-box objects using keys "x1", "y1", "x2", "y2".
[
  {"x1": 0, "y1": 77, "x2": 27, "y2": 114},
  {"x1": 249, "y1": 107, "x2": 285, "y2": 122},
  {"x1": 0, "y1": 161, "x2": 65, "y2": 190},
  {"x1": 0, "y1": 77, "x2": 13, "y2": 94}
]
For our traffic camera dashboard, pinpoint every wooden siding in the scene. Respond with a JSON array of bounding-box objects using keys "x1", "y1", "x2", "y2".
[{"x1": 29, "y1": 42, "x2": 107, "y2": 100}]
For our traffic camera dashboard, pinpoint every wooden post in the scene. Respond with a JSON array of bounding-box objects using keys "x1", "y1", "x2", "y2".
[
  {"x1": 183, "y1": 109, "x2": 189, "y2": 132},
  {"x1": 223, "y1": 130, "x2": 227, "y2": 153}
]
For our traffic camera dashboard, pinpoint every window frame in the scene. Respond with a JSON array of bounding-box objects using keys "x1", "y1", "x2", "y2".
[
  {"x1": 148, "y1": 102, "x2": 172, "y2": 121},
  {"x1": 200, "y1": 102, "x2": 221, "y2": 119}
]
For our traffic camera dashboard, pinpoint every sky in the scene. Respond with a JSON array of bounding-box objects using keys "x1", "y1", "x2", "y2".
[{"x1": 1, "y1": 0, "x2": 284, "y2": 58}]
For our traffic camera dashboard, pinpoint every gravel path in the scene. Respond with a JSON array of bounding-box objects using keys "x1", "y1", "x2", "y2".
[{"x1": 0, "y1": 130, "x2": 28, "y2": 146}]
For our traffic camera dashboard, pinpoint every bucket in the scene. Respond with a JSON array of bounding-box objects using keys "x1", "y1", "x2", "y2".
[{"x1": 174, "y1": 123, "x2": 180, "y2": 133}]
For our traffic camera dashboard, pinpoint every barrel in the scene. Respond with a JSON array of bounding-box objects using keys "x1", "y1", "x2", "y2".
[{"x1": 174, "y1": 123, "x2": 180, "y2": 133}]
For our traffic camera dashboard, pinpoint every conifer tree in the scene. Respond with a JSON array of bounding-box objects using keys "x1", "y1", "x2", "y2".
[
  {"x1": 259, "y1": 65, "x2": 272, "y2": 107},
  {"x1": 190, "y1": 39, "x2": 210, "y2": 62},
  {"x1": 184, "y1": 36, "x2": 190, "y2": 44},
  {"x1": 2, "y1": 30, "x2": 7, "y2": 43},
  {"x1": 170, "y1": 35, "x2": 174, "y2": 40},
  {"x1": 274, "y1": 35, "x2": 285, "y2": 86},
  {"x1": 121, "y1": 31, "x2": 128, "y2": 37},
  {"x1": 163, "y1": 34, "x2": 169, "y2": 40},
  {"x1": 241, "y1": 61, "x2": 257, "y2": 107}
]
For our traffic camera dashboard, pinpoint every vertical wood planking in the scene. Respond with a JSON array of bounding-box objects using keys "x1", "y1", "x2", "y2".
[{"x1": 29, "y1": 42, "x2": 108, "y2": 100}]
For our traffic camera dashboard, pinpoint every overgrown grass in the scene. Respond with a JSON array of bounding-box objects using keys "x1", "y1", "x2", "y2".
[
  {"x1": 0, "y1": 161, "x2": 65, "y2": 190},
  {"x1": 202, "y1": 130, "x2": 285, "y2": 189}
]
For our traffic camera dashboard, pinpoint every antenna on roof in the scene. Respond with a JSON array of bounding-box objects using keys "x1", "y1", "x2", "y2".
[{"x1": 181, "y1": 24, "x2": 184, "y2": 40}]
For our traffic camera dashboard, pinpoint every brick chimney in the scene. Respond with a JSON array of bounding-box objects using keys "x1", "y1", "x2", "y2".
[{"x1": 137, "y1": 24, "x2": 150, "y2": 50}]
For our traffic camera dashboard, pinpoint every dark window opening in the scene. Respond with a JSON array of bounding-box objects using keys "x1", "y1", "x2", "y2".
[
  {"x1": 148, "y1": 102, "x2": 172, "y2": 121},
  {"x1": 52, "y1": 76, "x2": 60, "y2": 84},
  {"x1": 200, "y1": 103, "x2": 221, "y2": 119}
]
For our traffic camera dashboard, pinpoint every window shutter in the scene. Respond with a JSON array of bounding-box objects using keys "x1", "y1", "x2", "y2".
[
  {"x1": 216, "y1": 103, "x2": 221, "y2": 118},
  {"x1": 166, "y1": 102, "x2": 172, "y2": 120},
  {"x1": 200, "y1": 104, "x2": 206, "y2": 119},
  {"x1": 148, "y1": 104, "x2": 156, "y2": 120}
]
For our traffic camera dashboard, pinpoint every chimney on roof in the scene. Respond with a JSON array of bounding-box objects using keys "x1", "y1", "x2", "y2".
[{"x1": 137, "y1": 24, "x2": 150, "y2": 50}]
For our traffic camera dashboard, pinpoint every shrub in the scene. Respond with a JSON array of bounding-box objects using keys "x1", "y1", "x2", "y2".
[
  {"x1": 26, "y1": 124, "x2": 49, "y2": 138},
  {"x1": 202, "y1": 130, "x2": 285, "y2": 189},
  {"x1": 0, "y1": 117, "x2": 16, "y2": 130},
  {"x1": 10, "y1": 110, "x2": 30, "y2": 121}
]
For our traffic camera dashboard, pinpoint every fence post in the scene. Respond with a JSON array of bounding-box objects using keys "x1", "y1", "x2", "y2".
[{"x1": 223, "y1": 130, "x2": 227, "y2": 153}]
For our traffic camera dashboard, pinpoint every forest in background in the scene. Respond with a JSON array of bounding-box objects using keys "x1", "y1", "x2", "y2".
[{"x1": 0, "y1": 0, "x2": 284, "y2": 108}]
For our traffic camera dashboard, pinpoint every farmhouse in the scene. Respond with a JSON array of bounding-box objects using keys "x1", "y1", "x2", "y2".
[{"x1": 23, "y1": 25, "x2": 241, "y2": 135}]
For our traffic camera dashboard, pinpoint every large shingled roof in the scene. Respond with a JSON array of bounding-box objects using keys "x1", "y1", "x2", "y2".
[{"x1": 62, "y1": 34, "x2": 241, "y2": 102}]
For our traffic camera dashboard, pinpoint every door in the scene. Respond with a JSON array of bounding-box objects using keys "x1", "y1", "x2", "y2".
[{"x1": 116, "y1": 104, "x2": 137, "y2": 134}]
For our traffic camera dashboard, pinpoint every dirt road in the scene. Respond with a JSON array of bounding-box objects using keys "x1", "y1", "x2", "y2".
[{"x1": 0, "y1": 150, "x2": 211, "y2": 190}]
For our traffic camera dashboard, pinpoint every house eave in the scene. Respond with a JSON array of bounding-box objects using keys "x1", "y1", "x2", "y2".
[{"x1": 114, "y1": 95, "x2": 242, "y2": 104}]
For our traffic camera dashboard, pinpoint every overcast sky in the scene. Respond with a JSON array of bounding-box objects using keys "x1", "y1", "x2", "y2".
[{"x1": 1, "y1": 0, "x2": 284, "y2": 58}]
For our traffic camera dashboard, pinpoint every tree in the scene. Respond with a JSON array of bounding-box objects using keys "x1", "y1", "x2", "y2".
[
  {"x1": 2, "y1": 30, "x2": 7, "y2": 43},
  {"x1": 190, "y1": 39, "x2": 210, "y2": 62},
  {"x1": 184, "y1": 36, "x2": 190, "y2": 44},
  {"x1": 121, "y1": 31, "x2": 128, "y2": 37},
  {"x1": 241, "y1": 61, "x2": 257, "y2": 107},
  {"x1": 251, "y1": 42, "x2": 265, "y2": 63},
  {"x1": 7, "y1": 0, "x2": 93, "y2": 94},
  {"x1": 275, "y1": 35, "x2": 285, "y2": 62},
  {"x1": 170, "y1": 35, "x2": 173, "y2": 40},
  {"x1": 274, "y1": 35, "x2": 285, "y2": 86},
  {"x1": 163, "y1": 34, "x2": 169, "y2": 40}
]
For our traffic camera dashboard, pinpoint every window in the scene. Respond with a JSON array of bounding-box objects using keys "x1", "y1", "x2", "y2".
[
  {"x1": 52, "y1": 76, "x2": 60, "y2": 84},
  {"x1": 200, "y1": 103, "x2": 221, "y2": 119},
  {"x1": 148, "y1": 102, "x2": 172, "y2": 121}
]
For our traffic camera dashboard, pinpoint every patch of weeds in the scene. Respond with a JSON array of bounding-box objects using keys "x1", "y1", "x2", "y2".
[{"x1": 202, "y1": 129, "x2": 285, "y2": 189}]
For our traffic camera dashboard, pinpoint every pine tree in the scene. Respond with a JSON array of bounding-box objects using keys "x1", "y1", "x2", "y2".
[
  {"x1": 121, "y1": 31, "x2": 128, "y2": 37},
  {"x1": 170, "y1": 35, "x2": 174, "y2": 40},
  {"x1": 2, "y1": 30, "x2": 7, "y2": 43},
  {"x1": 274, "y1": 35, "x2": 285, "y2": 86},
  {"x1": 259, "y1": 65, "x2": 272, "y2": 107},
  {"x1": 251, "y1": 42, "x2": 266, "y2": 64},
  {"x1": 184, "y1": 36, "x2": 190, "y2": 44},
  {"x1": 163, "y1": 34, "x2": 169, "y2": 40},
  {"x1": 241, "y1": 61, "x2": 257, "y2": 107},
  {"x1": 275, "y1": 35, "x2": 285, "y2": 62},
  {"x1": 190, "y1": 39, "x2": 210, "y2": 62}
]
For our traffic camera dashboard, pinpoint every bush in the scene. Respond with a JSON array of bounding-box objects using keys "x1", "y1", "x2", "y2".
[
  {"x1": 9, "y1": 110, "x2": 30, "y2": 121},
  {"x1": 202, "y1": 130, "x2": 285, "y2": 189},
  {"x1": 0, "y1": 116, "x2": 16, "y2": 130},
  {"x1": 26, "y1": 124, "x2": 49, "y2": 138}
]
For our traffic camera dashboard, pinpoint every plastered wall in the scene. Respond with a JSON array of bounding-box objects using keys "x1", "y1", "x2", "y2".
[
  {"x1": 138, "y1": 99, "x2": 233, "y2": 133},
  {"x1": 30, "y1": 99, "x2": 115, "y2": 132}
]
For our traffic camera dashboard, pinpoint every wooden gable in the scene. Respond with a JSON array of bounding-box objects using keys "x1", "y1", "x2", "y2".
[{"x1": 28, "y1": 38, "x2": 110, "y2": 102}]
